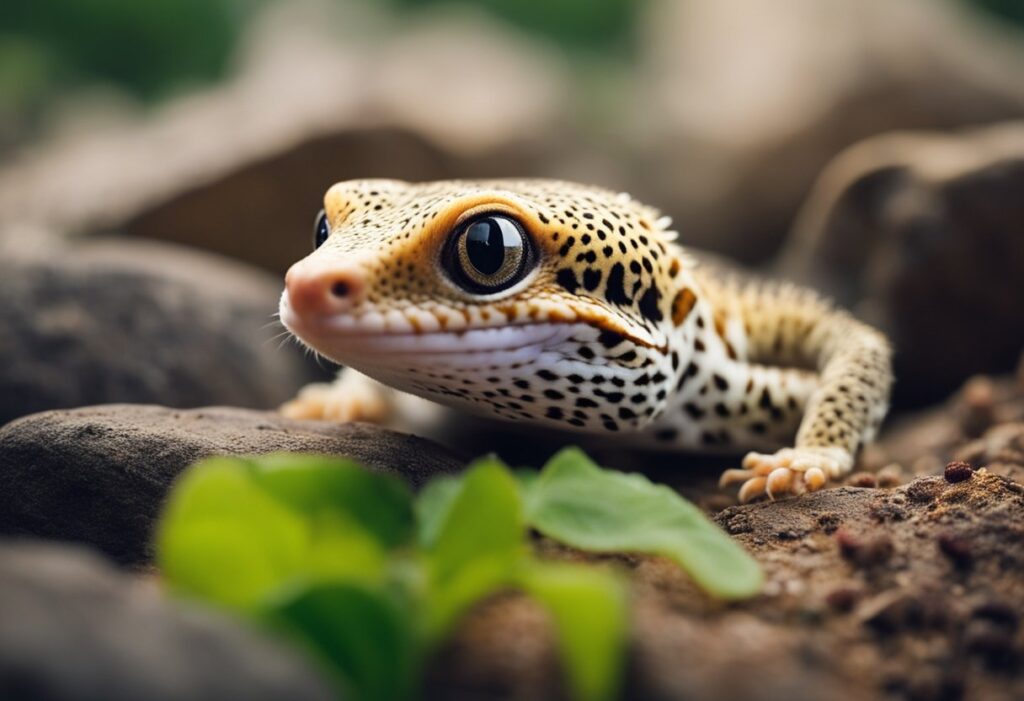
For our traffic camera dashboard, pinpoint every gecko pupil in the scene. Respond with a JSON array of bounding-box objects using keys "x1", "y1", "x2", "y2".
[
  {"x1": 448, "y1": 213, "x2": 530, "y2": 293},
  {"x1": 465, "y1": 219, "x2": 509, "y2": 275},
  {"x1": 312, "y1": 209, "x2": 330, "y2": 249}
]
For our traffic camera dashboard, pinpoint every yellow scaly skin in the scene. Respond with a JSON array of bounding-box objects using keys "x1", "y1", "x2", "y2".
[{"x1": 279, "y1": 179, "x2": 892, "y2": 501}]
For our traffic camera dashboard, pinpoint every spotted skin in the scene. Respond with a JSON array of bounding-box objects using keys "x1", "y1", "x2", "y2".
[{"x1": 280, "y1": 179, "x2": 893, "y2": 501}]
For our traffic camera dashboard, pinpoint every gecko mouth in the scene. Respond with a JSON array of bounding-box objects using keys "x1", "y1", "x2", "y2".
[{"x1": 280, "y1": 297, "x2": 576, "y2": 366}]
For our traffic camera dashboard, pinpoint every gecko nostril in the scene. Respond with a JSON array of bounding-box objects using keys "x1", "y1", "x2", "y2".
[{"x1": 330, "y1": 281, "x2": 351, "y2": 298}]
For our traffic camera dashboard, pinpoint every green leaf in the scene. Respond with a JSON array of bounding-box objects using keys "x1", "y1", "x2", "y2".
[
  {"x1": 520, "y1": 562, "x2": 626, "y2": 701},
  {"x1": 265, "y1": 581, "x2": 416, "y2": 701},
  {"x1": 246, "y1": 453, "x2": 415, "y2": 548},
  {"x1": 414, "y1": 474, "x2": 463, "y2": 549},
  {"x1": 300, "y1": 512, "x2": 388, "y2": 584},
  {"x1": 525, "y1": 448, "x2": 763, "y2": 600},
  {"x1": 156, "y1": 457, "x2": 308, "y2": 609},
  {"x1": 428, "y1": 457, "x2": 524, "y2": 580},
  {"x1": 421, "y1": 457, "x2": 526, "y2": 639},
  {"x1": 157, "y1": 456, "x2": 389, "y2": 610}
]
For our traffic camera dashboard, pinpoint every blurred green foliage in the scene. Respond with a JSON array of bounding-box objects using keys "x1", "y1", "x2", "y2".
[
  {"x1": 395, "y1": 0, "x2": 641, "y2": 53},
  {"x1": 0, "y1": 0, "x2": 1022, "y2": 143},
  {"x1": 972, "y1": 0, "x2": 1024, "y2": 25},
  {"x1": 0, "y1": 0, "x2": 257, "y2": 104}
]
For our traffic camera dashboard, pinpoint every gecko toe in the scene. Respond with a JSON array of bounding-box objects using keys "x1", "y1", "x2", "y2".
[
  {"x1": 765, "y1": 467, "x2": 793, "y2": 500},
  {"x1": 738, "y1": 476, "x2": 768, "y2": 504},
  {"x1": 719, "y1": 468, "x2": 756, "y2": 487},
  {"x1": 803, "y1": 467, "x2": 827, "y2": 491}
]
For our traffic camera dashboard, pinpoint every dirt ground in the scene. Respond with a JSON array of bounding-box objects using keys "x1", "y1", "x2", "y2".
[{"x1": 426, "y1": 362, "x2": 1024, "y2": 701}]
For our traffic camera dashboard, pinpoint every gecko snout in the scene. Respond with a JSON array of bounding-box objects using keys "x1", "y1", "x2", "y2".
[{"x1": 285, "y1": 257, "x2": 366, "y2": 316}]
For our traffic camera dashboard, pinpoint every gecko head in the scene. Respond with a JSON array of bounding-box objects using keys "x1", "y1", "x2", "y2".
[{"x1": 280, "y1": 179, "x2": 700, "y2": 432}]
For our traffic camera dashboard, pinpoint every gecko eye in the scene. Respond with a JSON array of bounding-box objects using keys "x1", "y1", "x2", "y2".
[
  {"x1": 445, "y1": 213, "x2": 532, "y2": 294},
  {"x1": 312, "y1": 209, "x2": 330, "y2": 249}
]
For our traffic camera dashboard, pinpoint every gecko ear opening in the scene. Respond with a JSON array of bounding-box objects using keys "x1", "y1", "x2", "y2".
[{"x1": 442, "y1": 213, "x2": 535, "y2": 294}]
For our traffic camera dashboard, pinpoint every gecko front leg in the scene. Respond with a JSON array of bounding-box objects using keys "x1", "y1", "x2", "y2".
[
  {"x1": 701, "y1": 275, "x2": 892, "y2": 502},
  {"x1": 281, "y1": 368, "x2": 395, "y2": 423}
]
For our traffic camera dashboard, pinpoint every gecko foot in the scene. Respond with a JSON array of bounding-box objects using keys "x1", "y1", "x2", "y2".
[
  {"x1": 279, "y1": 372, "x2": 391, "y2": 423},
  {"x1": 718, "y1": 447, "x2": 853, "y2": 503}
]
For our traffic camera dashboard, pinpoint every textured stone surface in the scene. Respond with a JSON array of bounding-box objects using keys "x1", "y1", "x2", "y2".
[
  {"x1": 0, "y1": 405, "x2": 463, "y2": 565},
  {"x1": 0, "y1": 239, "x2": 326, "y2": 427},
  {"x1": 779, "y1": 123, "x2": 1024, "y2": 404},
  {"x1": 0, "y1": 541, "x2": 334, "y2": 701}
]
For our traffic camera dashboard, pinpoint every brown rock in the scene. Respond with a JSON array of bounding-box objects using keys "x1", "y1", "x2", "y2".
[
  {"x1": 0, "y1": 405, "x2": 464, "y2": 565},
  {"x1": 634, "y1": 0, "x2": 1024, "y2": 265},
  {"x1": 779, "y1": 122, "x2": 1024, "y2": 404}
]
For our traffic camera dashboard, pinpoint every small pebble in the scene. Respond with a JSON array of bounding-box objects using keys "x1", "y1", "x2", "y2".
[
  {"x1": 959, "y1": 376, "x2": 996, "y2": 437},
  {"x1": 876, "y1": 464, "x2": 904, "y2": 488},
  {"x1": 937, "y1": 532, "x2": 973, "y2": 568},
  {"x1": 784, "y1": 578, "x2": 806, "y2": 596},
  {"x1": 836, "y1": 527, "x2": 861, "y2": 559},
  {"x1": 848, "y1": 472, "x2": 878, "y2": 488},
  {"x1": 837, "y1": 528, "x2": 893, "y2": 566},
  {"x1": 963, "y1": 619, "x2": 1018, "y2": 670},
  {"x1": 816, "y1": 512, "x2": 841, "y2": 534},
  {"x1": 943, "y1": 461, "x2": 974, "y2": 484},
  {"x1": 962, "y1": 376, "x2": 995, "y2": 410},
  {"x1": 906, "y1": 478, "x2": 943, "y2": 503},
  {"x1": 860, "y1": 590, "x2": 909, "y2": 633},
  {"x1": 825, "y1": 586, "x2": 861, "y2": 612},
  {"x1": 972, "y1": 600, "x2": 1019, "y2": 631}
]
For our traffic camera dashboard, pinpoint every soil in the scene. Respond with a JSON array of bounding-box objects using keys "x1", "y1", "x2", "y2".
[{"x1": 425, "y1": 364, "x2": 1024, "y2": 701}]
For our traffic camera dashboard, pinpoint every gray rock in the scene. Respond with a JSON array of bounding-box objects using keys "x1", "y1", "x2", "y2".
[
  {"x1": 0, "y1": 540, "x2": 335, "y2": 701},
  {"x1": 0, "y1": 239, "x2": 327, "y2": 426},
  {"x1": 778, "y1": 123, "x2": 1024, "y2": 405},
  {"x1": 0, "y1": 405, "x2": 464, "y2": 565}
]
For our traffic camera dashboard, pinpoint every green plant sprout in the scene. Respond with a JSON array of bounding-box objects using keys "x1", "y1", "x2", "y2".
[{"x1": 156, "y1": 447, "x2": 762, "y2": 701}]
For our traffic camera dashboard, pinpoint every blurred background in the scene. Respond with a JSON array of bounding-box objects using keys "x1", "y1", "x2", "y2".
[{"x1": 2, "y1": 0, "x2": 1024, "y2": 420}]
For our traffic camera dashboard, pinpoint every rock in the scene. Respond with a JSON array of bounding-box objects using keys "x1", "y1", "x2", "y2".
[
  {"x1": 0, "y1": 405, "x2": 464, "y2": 565},
  {"x1": 632, "y1": 0, "x2": 1024, "y2": 264},
  {"x1": 0, "y1": 239, "x2": 326, "y2": 426},
  {"x1": 0, "y1": 540, "x2": 334, "y2": 701},
  {"x1": 0, "y1": 2, "x2": 568, "y2": 273},
  {"x1": 778, "y1": 122, "x2": 1024, "y2": 404}
]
